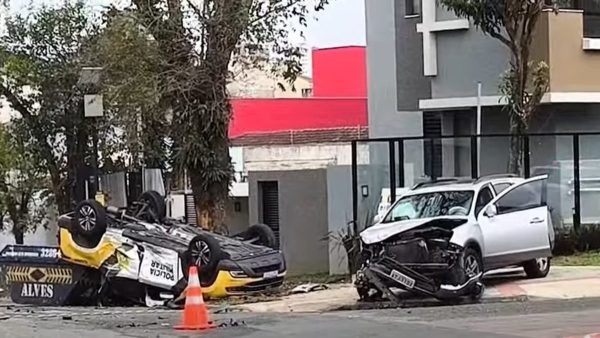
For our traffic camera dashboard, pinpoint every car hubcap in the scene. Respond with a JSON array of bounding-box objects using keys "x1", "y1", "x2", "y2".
[
  {"x1": 465, "y1": 254, "x2": 480, "y2": 277},
  {"x1": 192, "y1": 241, "x2": 211, "y2": 267},
  {"x1": 536, "y1": 258, "x2": 549, "y2": 272},
  {"x1": 79, "y1": 206, "x2": 96, "y2": 231}
]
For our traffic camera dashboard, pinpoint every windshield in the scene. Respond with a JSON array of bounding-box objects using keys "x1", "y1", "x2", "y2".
[{"x1": 382, "y1": 190, "x2": 475, "y2": 223}]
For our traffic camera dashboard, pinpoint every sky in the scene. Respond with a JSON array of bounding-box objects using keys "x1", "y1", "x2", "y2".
[{"x1": 7, "y1": 0, "x2": 367, "y2": 49}]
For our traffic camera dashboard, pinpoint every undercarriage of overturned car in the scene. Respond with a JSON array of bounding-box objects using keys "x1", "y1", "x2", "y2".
[
  {"x1": 355, "y1": 221, "x2": 484, "y2": 304},
  {"x1": 0, "y1": 191, "x2": 286, "y2": 308}
]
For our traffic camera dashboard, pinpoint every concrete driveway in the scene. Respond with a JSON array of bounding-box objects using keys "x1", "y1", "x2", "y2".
[{"x1": 233, "y1": 266, "x2": 600, "y2": 313}]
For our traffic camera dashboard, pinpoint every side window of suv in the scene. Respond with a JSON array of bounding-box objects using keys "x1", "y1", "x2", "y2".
[
  {"x1": 475, "y1": 186, "x2": 494, "y2": 216},
  {"x1": 495, "y1": 180, "x2": 543, "y2": 214}
]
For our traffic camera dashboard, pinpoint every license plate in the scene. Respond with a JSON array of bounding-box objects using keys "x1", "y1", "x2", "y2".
[
  {"x1": 389, "y1": 269, "x2": 416, "y2": 289},
  {"x1": 263, "y1": 271, "x2": 278, "y2": 279}
]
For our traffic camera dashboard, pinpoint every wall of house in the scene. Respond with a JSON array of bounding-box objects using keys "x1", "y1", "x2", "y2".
[
  {"x1": 229, "y1": 98, "x2": 367, "y2": 138},
  {"x1": 366, "y1": 0, "x2": 425, "y2": 197},
  {"x1": 431, "y1": 8, "x2": 508, "y2": 99},
  {"x1": 394, "y1": 0, "x2": 431, "y2": 111},
  {"x1": 224, "y1": 197, "x2": 250, "y2": 236},
  {"x1": 248, "y1": 169, "x2": 329, "y2": 275},
  {"x1": 312, "y1": 46, "x2": 367, "y2": 98},
  {"x1": 242, "y1": 143, "x2": 370, "y2": 172}
]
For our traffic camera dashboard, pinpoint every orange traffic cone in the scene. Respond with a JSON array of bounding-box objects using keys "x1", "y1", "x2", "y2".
[{"x1": 174, "y1": 266, "x2": 216, "y2": 331}]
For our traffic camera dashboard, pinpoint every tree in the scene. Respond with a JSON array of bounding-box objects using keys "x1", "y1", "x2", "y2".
[
  {"x1": 440, "y1": 0, "x2": 558, "y2": 174},
  {"x1": 101, "y1": 0, "x2": 329, "y2": 229},
  {"x1": 0, "y1": 125, "x2": 49, "y2": 244},
  {"x1": 0, "y1": 2, "x2": 100, "y2": 213},
  {"x1": 87, "y1": 11, "x2": 169, "y2": 173}
]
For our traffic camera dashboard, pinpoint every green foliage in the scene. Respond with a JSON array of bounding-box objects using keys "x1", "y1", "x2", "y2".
[
  {"x1": 97, "y1": 0, "x2": 330, "y2": 228},
  {"x1": 0, "y1": 1, "x2": 99, "y2": 213},
  {"x1": 0, "y1": 125, "x2": 50, "y2": 244}
]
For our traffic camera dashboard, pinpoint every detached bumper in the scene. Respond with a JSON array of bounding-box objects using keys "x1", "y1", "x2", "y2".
[{"x1": 359, "y1": 257, "x2": 483, "y2": 302}]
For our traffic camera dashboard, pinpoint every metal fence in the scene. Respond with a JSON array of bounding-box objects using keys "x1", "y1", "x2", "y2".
[{"x1": 351, "y1": 132, "x2": 600, "y2": 233}]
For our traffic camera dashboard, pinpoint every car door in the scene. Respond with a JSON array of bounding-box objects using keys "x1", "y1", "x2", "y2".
[{"x1": 477, "y1": 175, "x2": 552, "y2": 269}]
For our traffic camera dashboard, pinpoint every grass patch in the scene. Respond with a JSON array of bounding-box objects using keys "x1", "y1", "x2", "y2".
[
  {"x1": 281, "y1": 273, "x2": 351, "y2": 290},
  {"x1": 553, "y1": 251, "x2": 600, "y2": 266}
]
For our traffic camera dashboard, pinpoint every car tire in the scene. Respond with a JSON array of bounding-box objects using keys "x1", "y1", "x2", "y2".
[
  {"x1": 242, "y1": 224, "x2": 278, "y2": 249},
  {"x1": 73, "y1": 199, "x2": 107, "y2": 240},
  {"x1": 185, "y1": 234, "x2": 224, "y2": 277},
  {"x1": 138, "y1": 190, "x2": 166, "y2": 222},
  {"x1": 463, "y1": 247, "x2": 483, "y2": 279},
  {"x1": 523, "y1": 257, "x2": 551, "y2": 279}
]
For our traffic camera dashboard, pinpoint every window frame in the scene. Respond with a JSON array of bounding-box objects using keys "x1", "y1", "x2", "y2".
[{"x1": 474, "y1": 185, "x2": 495, "y2": 217}]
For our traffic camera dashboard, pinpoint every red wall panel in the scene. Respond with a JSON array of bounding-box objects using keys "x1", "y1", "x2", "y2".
[
  {"x1": 229, "y1": 98, "x2": 367, "y2": 138},
  {"x1": 312, "y1": 46, "x2": 367, "y2": 98}
]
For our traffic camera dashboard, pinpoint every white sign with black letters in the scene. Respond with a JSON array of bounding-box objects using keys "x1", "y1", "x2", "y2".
[{"x1": 138, "y1": 245, "x2": 181, "y2": 289}]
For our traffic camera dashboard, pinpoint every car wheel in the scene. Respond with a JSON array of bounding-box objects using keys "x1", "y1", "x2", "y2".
[
  {"x1": 137, "y1": 190, "x2": 166, "y2": 223},
  {"x1": 463, "y1": 247, "x2": 483, "y2": 279},
  {"x1": 523, "y1": 257, "x2": 551, "y2": 279},
  {"x1": 242, "y1": 224, "x2": 277, "y2": 249},
  {"x1": 73, "y1": 199, "x2": 107, "y2": 240},
  {"x1": 186, "y1": 234, "x2": 224, "y2": 276}
]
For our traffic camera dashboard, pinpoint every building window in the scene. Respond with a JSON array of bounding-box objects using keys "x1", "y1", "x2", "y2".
[
  {"x1": 557, "y1": 0, "x2": 600, "y2": 38},
  {"x1": 301, "y1": 88, "x2": 312, "y2": 97},
  {"x1": 406, "y1": 0, "x2": 421, "y2": 16}
]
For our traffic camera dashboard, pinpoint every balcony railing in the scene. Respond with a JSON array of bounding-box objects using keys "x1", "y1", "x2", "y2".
[{"x1": 559, "y1": 0, "x2": 600, "y2": 37}]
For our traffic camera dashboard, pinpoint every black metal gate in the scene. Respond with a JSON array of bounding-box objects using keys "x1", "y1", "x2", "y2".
[
  {"x1": 260, "y1": 181, "x2": 280, "y2": 247},
  {"x1": 349, "y1": 132, "x2": 600, "y2": 233}
]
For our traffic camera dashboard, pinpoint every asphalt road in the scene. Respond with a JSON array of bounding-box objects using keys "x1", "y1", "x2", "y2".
[{"x1": 2, "y1": 297, "x2": 600, "y2": 338}]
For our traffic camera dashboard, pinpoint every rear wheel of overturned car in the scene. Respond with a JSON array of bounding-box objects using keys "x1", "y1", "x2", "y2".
[
  {"x1": 463, "y1": 247, "x2": 483, "y2": 279},
  {"x1": 137, "y1": 190, "x2": 166, "y2": 222},
  {"x1": 523, "y1": 257, "x2": 551, "y2": 279},
  {"x1": 74, "y1": 199, "x2": 107, "y2": 241},
  {"x1": 186, "y1": 234, "x2": 224, "y2": 279},
  {"x1": 242, "y1": 224, "x2": 277, "y2": 249}
]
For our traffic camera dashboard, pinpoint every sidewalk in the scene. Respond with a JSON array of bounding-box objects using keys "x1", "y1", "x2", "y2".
[{"x1": 234, "y1": 266, "x2": 600, "y2": 313}]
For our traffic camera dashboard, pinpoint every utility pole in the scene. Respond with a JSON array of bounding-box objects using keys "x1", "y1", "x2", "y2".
[
  {"x1": 476, "y1": 81, "x2": 482, "y2": 177},
  {"x1": 79, "y1": 67, "x2": 104, "y2": 200}
]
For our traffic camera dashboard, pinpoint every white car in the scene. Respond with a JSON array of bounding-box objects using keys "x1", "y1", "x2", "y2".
[{"x1": 356, "y1": 174, "x2": 555, "y2": 302}]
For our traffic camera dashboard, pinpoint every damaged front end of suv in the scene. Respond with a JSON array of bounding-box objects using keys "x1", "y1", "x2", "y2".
[{"x1": 355, "y1": 218, "x2": 484, "y2": 304}]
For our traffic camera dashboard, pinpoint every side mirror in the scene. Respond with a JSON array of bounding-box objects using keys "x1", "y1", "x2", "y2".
[
  {"x1": 484, "y1": 204, "x2": 498, "y2": 218},
  {"x1": 373, "y1": 214, "x2": 382, "y2": 224}
]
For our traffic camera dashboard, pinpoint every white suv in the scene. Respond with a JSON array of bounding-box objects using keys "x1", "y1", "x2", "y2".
[{"x1": 360, "y1": 174, "x2": 555, "y2": 280}]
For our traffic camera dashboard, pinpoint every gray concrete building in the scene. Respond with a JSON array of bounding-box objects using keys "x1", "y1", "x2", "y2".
[{"x1": 365, "y1": 0, "x2": 600, "y2": 227}]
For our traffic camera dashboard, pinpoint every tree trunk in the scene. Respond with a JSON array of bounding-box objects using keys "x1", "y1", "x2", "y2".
[
  {"x1": 13, "y1": 225, "x2": 24, "y2": 245},
  {"x1": 189, "y1": 167, "x2": 227, "y2": 231},
  {"x1": 508, "y1": 113, "x2": 525, "y2": 174}
]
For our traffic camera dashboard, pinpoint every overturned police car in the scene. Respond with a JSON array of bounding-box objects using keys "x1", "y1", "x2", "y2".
[
  {"x1": 355, "y1": 175, "x2": 554, "y2": 304},
  {"x1": 0, "y1": 191, "x2": 286, "y2": 307}
]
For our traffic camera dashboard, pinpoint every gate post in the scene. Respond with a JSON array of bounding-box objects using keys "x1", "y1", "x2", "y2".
[
  {"x1": 573, "y1": 134, "x2": 581, "y2": 232},
  {"x1": 351, "y1": 141, "x2": 358, "y2": 233}
]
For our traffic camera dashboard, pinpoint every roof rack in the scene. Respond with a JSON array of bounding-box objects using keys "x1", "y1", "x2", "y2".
[
  {"x1": 474, "y1": 173, "x2": 519, "y2": 184},
  {"x1": 411, "y1": 178, "x2": 474, "y2": 190}
]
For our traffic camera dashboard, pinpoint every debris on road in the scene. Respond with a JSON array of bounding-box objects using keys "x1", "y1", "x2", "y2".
[
  {"x1": 291, "y1": 283, "x2": 328, "y2": 294},
  {"x1": 218, "y1": 318, "x2": 247, "y2": 328}
]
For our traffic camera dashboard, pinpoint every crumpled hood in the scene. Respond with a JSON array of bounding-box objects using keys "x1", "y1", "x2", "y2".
[{"x1": 360, "y1": 216, "x2": 468, "y2": 245}]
